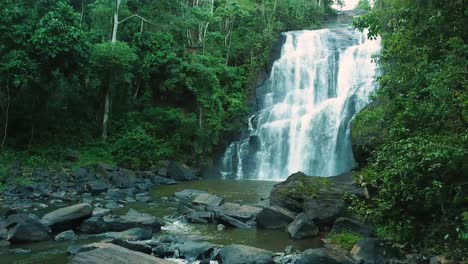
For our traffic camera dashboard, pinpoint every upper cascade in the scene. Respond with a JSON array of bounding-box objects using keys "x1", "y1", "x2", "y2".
[{"x1": 221, "y1": 27, "x2": 380, "y2": 181}]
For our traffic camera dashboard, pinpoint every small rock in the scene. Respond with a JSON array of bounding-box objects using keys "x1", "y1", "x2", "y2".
[
  {"x1": 86, "y1": 180, "x2": 108, "y2": 195},
  {"x1": 217, "y1": 224, "x2": 225, "y2": 231},
  {"x1": 10, "y1": 248, "x2": 31, "y2": 254},
  {"x1": 110, "y1": 239, "x2": 152, "y2": 254},
  {"x1": 216, "y1": 213, "x2": 251, "y2": 229},
  {"x1": 0, "y1": 240, "x2": 11, "y2": 247},
  {"x1": 55, "y1": 230, "x2": 77, "y2": 241},
  {"x1": 297, "y1": 248, "x2": 354, "y2": 264},
  {"x1": 215, "y1": 244, "x2": 275, "y2": 264}
]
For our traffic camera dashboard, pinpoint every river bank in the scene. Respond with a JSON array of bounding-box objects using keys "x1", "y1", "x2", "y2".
[{"x1": 0, "y1": 161, "x2": 456, "y2": 264}]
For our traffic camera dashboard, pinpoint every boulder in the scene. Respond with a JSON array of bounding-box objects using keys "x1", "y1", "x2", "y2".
[
  {"x1": 332, "y1": 217, "x2": 374, "y2": 237},
  {"x1": 104, "y1": 209, "x2": 161, "y2": 232},
  {"x1": 175, "y1": 189, "x2": 208, "y2": 202},
  {"x1": 296, "y1": 248, "x2": 354, "y2": 264},
  {"x1": 215, "y1": 244, "x2": 275, "y2": 264},
  {"x1": 287, "y1": 212, "x2": 319, "y2": 239},
  {"x1": 109, "y1": 170, "x2": 137, "y2": 188},
  {"x1": 215, "y1": 213, "x2": 251, "y2": 229},
  {"x1": 42, "y1": 203, "x2": 93, "y2": 232},
  {"x1": 256, "y1": 206, "x2": 296, "y2": 229},
  {"x1": 86, "y1": 180, "x2": 108, "y2": 195},
  {"x1": 55, "y1": 230, "x2": 77, "y2": 241},
  {"x1": 6, "y1": 214, "x2": 51, "y2": 243},
  {"x1": 270, "y1": 172, "x2": 361, "y2": 227},
  {"x1": 110, "y1": 239, "x2": 152, "y2": 254},
  {"x1": 71, "y1": 243, "x2": 176, "y2": 264},
  {"x1": 167, "y1": 161, "x2": 197, "y2": 181},
  {"x1": 192, "y1": 193, "x2": 224, "y2": 207},
  {"x1": 103, "y1": 228, "x2": 153, "y2": 241},
  {"x1": 350, "y1": 238, "x2": 401, "y2": 264},
  {"x1": 212, "y1": 203, "x2": 262, "y2": 222},
  {"x1": 174, "y1": 241, "x2": 214, "y2": 261},
  {"x1": 157, "y1": 167, "x2": 167, "y2": 177},
  {"x1": 78, "y1": 215, "x2": 107, "y2": 234}
]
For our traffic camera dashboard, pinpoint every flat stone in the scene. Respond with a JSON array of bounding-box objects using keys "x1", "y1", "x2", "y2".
[
  {"x1": 110, "y1": 239, "x2": 152, "y2": 254},
  {"x1": 215, "y1": 244, "x2": 275, "y2": 264},
  {"x1": 192, "y1": 193, "x2": 224, "y2": 207},
  {"x1": 71, "y1": 243, "x2": 176, "y2": 264},
  {"x1": 175, "y1": 189, "x2": 208, "y2": 201},
  {"x1": 212, "y1": 202, "x2": 262, "y2": 221},
  {"x1": 215, "y1": 213, "x2": 251, "y2": 229},
  {"x1": 103, "y1": 228, "x2": 153, "y2": 241}
]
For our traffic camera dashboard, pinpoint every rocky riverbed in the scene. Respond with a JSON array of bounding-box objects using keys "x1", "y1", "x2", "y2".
[{"x1": 0, "y1": 161, "x2": 455, "y2": 263}]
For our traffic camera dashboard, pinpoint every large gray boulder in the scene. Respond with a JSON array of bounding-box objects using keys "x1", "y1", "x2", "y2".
[
  {"x1": 213, "y1": 203, "x2": 262, "y2": 222},
  {"x1": 350, "y1": 238, "x2": 401, "y2": 264},
  {"x1": 270, "y1": 172, "x2": 362, "y2": 227},
  {"x1": 42, "y1": 203, "x2": 93, "y2": 232},
  {"x1": 109, "y1": 170, "x2": 137, "y2": 188},
  {"x1": 6, "y1": 214, "x2": 51, "y2": 243},
  {"x1": 296, "y1": 248, "x2": 354, "y2": 264},
  {"x1": 256, "y1": 206, "x2": 296, "y2": 229},
  {"x1": 167, "y1": 161, "x2": 198, "y2": 181},
  {"x1": 287, "y1": 212, "x2": 319, "y2": 239},
  {"x1": 71, "y1": 243, "x2": 176, "y2": 264},
  {"x1": 215, "y1": 244, "x2": 275, "y2": 264}
]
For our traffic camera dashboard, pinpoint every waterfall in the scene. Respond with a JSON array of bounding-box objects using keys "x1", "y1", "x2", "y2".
[{"x1": 221, "y1": 27, "x2": 380, "y2": 181}]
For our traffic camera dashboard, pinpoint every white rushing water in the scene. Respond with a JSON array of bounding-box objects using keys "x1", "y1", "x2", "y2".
[{"x1": 221, "y1": 27, "x2": 380, "y2": 181}]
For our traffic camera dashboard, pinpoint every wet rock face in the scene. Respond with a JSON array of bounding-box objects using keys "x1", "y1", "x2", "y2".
[
  {"x1": 332, "y1": 217, "x2": 374, "y2": 237},
  {"x1": 215, "y1": 244, "x2": 275, "y2": 264},
  {"x1": 5, "y1": 214, "x2": 51, "y2": 243}
]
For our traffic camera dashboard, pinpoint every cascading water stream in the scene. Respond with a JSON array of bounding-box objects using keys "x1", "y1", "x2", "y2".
[{"x1": 221, "y1": 21, "x2": 380, "y2": 181}]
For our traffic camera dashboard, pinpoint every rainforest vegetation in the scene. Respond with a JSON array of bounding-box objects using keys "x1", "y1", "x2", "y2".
[
  {"x1": 351, "y1": 0, "x2": 467, "y2": 257},
  {"x1": 0, "y1": 0, "x2": 466, "y2": 260},
  {"x1": 0, "y1": 0, "x2": 336, "y2": 169}
]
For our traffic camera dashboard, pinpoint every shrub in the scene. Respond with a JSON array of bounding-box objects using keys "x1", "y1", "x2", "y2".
[
  {"x1": 327, "y1": 231, "x2": 362, "y2": 250},
  {"x1": 111, "y1": 127, "x2": 159, "y2": 170}
]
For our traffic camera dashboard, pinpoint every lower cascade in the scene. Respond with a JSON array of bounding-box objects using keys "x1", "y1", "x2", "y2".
[{"x1": 221, "y1": 28, "x2": 381, "y2": 180}]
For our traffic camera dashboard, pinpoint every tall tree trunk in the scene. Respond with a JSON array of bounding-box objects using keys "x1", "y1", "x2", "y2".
[
  {"x1": 111, "y1": 0, "x2": 121, "y2": 43},
  {"x1": 1, "y1": 85, "x2": 10, "y2": 151},
  {"x1": 102, "y1": 82, "x2": 111, "y2": 141}
]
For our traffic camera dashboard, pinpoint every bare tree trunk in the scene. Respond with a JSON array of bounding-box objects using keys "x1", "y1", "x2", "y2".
[
  {"x1": 102, "y1": 83, "x2": 111, "y2": 141},
  {"x1": 1, "y1": 85, "x2": 10, "y2": 151},
  {"x1": 111, "y1": 0, "x2": 121, "y2": 43}
]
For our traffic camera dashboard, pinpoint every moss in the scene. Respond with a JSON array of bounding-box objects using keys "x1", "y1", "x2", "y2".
[
  {"x1": 327, "y1": 231, "x2": 363, "y2": 250},
  {"x1": 278, "y1": 175, "x2": 333, "y2": 210}
]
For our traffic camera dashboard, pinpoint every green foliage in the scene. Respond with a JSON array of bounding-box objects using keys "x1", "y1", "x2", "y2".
[
  {"x1": 351, "y1": 0, "x2": 467, "y2": 256},
  {"x1": 356, "y1": 0, "x2": 371, "y2": 11},
  {"x1": 111, "y1": 127, "x2": 160, "y2": 170},
  {"x1": 327, "y1": 231, "x2": 363, "y2": 250}
]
